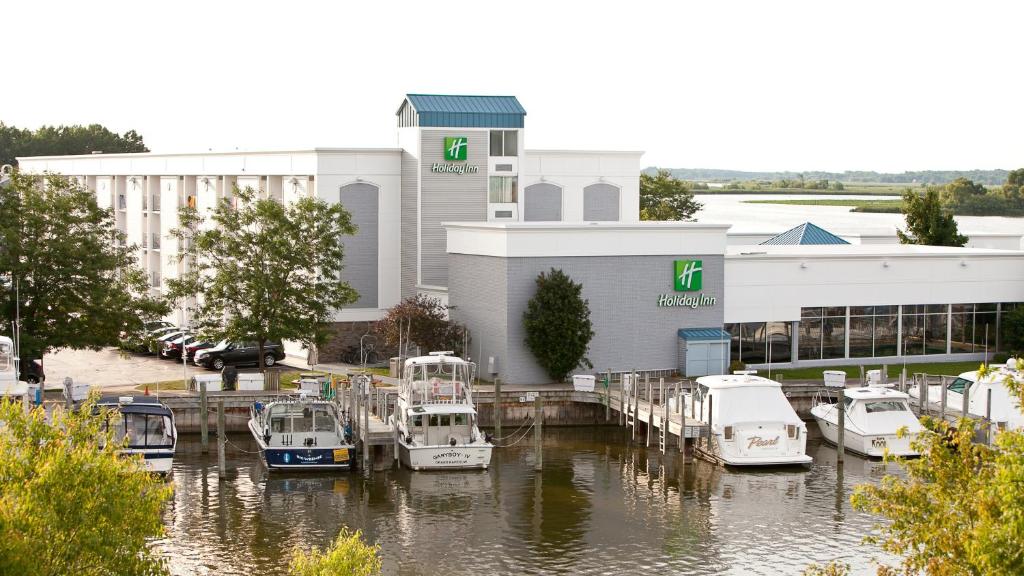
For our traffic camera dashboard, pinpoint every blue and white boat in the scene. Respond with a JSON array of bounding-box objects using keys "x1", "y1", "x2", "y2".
[
  {"x1": 96, "y1": 395, "x2": 177, "y2": 475},
  {"x1": 248, "y1": 395, "x2": 355, "y2": 470}
]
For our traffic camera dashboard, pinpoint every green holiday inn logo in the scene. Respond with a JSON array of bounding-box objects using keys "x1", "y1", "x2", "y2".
[
  {"x1": 444, "y1": 136, "x2": 468, "y2": 161},
  {"x1": 674, "y1": 260, "x2": 703, "y2": 291}
]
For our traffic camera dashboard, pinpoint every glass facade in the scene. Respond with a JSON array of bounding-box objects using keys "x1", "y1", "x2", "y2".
[{"x1": 729, "y1": 303, "x2": 1022, "y2": 365}]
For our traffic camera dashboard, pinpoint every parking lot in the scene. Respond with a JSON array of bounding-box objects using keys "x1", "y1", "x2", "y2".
[{"x1": 42, "y1": 347, "x2": 304, "y2": 393}]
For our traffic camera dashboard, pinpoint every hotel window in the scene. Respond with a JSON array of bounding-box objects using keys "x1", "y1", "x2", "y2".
[
  {"x1": 849, "y1": 306, "x2": 898, "y2": 358},
  {"x1": 798, "y1": 307, "x2": 846, "y2": 360},
  {"x1": 489, "y1": 130, "x2": 518, "y2": 157},
  {"x1": 998, "y1": 303, "x2": 1024, "y2": 351},
  {"x1": 489, "y1": 176, "x2": 518, "y2": 203},
  {"x1": 901, "y1": 305, "x2": 948, "y2": 355},
  {"x1": 951, "y1": 304, "x2": 997, "y2": 353},
  {"x1": 725, "y1": 322, "x2": 790, "y2": 364}
]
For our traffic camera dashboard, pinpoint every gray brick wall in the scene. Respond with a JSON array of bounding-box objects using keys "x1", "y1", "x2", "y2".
[{"x1": 448, "y1": 253, "x2": 725, "y2": 384}]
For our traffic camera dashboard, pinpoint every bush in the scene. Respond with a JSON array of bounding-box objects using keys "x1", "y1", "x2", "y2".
[
  {"x1": 1001, "y1": 306, "x2": 1024, "y2": 355},
  {"x1": 728, "y1": 360, "x2": 746, "y2": 374},
  {"x1": 289, "y1": 528, "x2": 381, "y2": 576},
  {"x1": 522, "y1": 268, "x2": 594, "y2": 381}
]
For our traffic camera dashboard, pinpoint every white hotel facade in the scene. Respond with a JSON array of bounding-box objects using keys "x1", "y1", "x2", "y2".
[{"x1": 17, "y1": 94, "x2": 1024, "y2": 383}]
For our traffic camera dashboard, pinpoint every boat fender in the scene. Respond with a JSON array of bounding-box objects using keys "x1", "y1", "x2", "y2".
[
  {"x1": 405, "y1": 434, "x2": 413, "y2": 444},
  {"x1": 449, "y1": 436, "x2": 457, "y2": 447},
  {"x1": 264, "y1": 432, "x2": 271, "y2": 445},
  {"x1": 484, "y1": 432, "x2": 494, "y2": 444}
]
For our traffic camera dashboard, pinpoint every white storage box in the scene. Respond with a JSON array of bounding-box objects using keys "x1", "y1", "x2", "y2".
[
  {"x1": 823, "y1": 370, "x2": 847, "y2": 388},
  {"x1": 622, "y1": 373, "x2": 636, "y2": 394},
  {"x1": 572, "y1": 374, "x2": 596, "y2": 392},
  {"x1": 190, "y1": 374, "x2": 223, "y2": 392},
  {"x1": 297, "y1": 379, "x2": 323, "y2": 397},
  {"x1": 237, "y1": 373, "x2": 265, "y2": 391},
  {"x1": 67, "y1": 383, "x2": 90, "y2": 401},
  {"x1": 866, "y1": 369, "x2": 882, "y2": 385}
]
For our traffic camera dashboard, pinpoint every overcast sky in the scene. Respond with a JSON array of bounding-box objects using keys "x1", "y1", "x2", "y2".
[{"x1": 3, "y1": 1, "x2": 1021, "y2": 173}]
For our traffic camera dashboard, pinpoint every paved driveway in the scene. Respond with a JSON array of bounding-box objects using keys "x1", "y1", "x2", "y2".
[{"x1": 42, "y1": 348, "x2": 300, "y2": 393}]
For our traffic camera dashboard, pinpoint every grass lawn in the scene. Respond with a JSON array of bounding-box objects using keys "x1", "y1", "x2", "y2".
[
  {"x1": 133, "y1": 379, "x2": 188, "y2": 392},
  {"x1": 765, "y1": 360, "x2": 987, "y2": 381},
  {"x1": 698, "y1": 185, "x2": 910, "y2": 196},
  {"x1": 133, "y1": 367, "x2": 389, "y2": 392},
  {"x1": 744, "y1": 198, "x2": 903, "y2": 213}
]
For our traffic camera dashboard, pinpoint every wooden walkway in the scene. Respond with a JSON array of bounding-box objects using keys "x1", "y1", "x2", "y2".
[{"x1": 604, "y1": 377, "x2": 708, "y2": 454}]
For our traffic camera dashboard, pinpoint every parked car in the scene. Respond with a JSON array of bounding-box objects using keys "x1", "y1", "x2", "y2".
[
  {"x1": 143, "y1": 320, "x2": 175, "y2": 333},
  {"x1": 122, "y1": 325, "x2": 179, "y2": 354},
  {"x1": 195, "y1": 340, "x2": 285, "y2": 371},
  {"x1": 20, "y1": 359, "x2": 45, "y2": 384},
  {"x1": 160, "y1": 335, "x2": 199, "y2": 360},
  {"x1": 184, "y1": 340, "x2": 215, "y2": 362}
]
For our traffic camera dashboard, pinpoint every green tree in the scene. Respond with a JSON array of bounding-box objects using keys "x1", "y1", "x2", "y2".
[
  {"x1": 852, "y1": 363, "x2": 1024, "y2": 575},
  {"x1": 1000, "y1": 306, "x2": 1024, "y2": 354},
  {"x1": 0, "y1": 122, "x2": 148, "y2": 167},
  {"x1": 167, "y1": 186, "x2": 359, "y2": 372},
  {"x1": 0, "y1": 172, "x2": 167, "y2": 362},
  {"x1": 640, "y1": 169, "x2": 702, "y2": 221},
  {"x1": 0, "y1": 397, "x2": 172, "y2": 576},
  {"x1": 940, "y1": 177, "x2": 988, "y2": 208},
  {"x1": 997, "y1": 168, "x2": 1024, "y2": 203},
  {"x1": 522, "y1": 268, "x2": 594, "y2": 381},
  {"x1": 897, "y1": 188, "x2": 967, "y2": 246},
  {"x1": 289, "y1": 528, "x2": 382, "y2": 576},
  {"x1": 375, "y1": 294, "x2": 468, "y2": 357}
]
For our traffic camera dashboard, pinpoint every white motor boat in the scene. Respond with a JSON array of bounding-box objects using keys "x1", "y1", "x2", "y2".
[
  {"x1": 0, "y1": 336, "x2": 28, "y2": 398},
  {"x1": 913, "y1": 361, "x2": 1024, "y2": 432},
  {"x1": 811, "y1": 386, "x2": 923, "y2": 457},
  {"x1": 686, "y1": 373, "x2": 812, "y2": 466},
  {"x1": 248, "y1": 395, "x2": 356, "y2": 470},
  {"x1": 96, "y1": 395, "x2": 177, "y2": 475},
  {"x1": 389, "y1": 352, "x2": 492, "y2": 471}
]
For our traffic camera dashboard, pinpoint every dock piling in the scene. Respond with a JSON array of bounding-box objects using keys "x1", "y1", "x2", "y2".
[
  {"x1": 605, "y1": 370, "x2": 611, "y2": 422},
  {"x1": 921, "y1": 375, "x2": 929, "y2": 417},
  {"x1": 200, "y1": 382, "x2": 209, "y2": 454},
  {"x1": 837, "y1": 388, "x2": 845, "y2": 463},
  {"x1": 618, "y1": 373, "x2": 624, "y2": 426},
  {"x1": 940, "y1": 375, "x2": 948, "y2": 420},
  {"x1": 495, "y1": 377, "x2": 502, "y2": 440},
  {"x1": 645, "y1": 378, "x2": 652, "y2": 448},
  {"x1": 962, "y1": 377, "x2": 970, "y2": 420},
  {"x1": 986, "y1": 388, "x2": 993, "y2": 445},
  {"x1": 216, "y1": 398, "x2": 226, "y2": 479},
  {"x1": 534, "y1": 396, "x2": 543, "y2": 471}
]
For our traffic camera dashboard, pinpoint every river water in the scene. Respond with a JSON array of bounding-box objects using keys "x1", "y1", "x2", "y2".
[{"x1": 160, "y1": 428, "x2": 899, "y2": 575}]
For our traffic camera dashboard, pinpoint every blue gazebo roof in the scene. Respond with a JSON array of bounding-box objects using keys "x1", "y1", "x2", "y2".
[
  {"x1": 760, "y1": 222, "x2": 850, "y2": 245},
  {"x1": 397, "y1": 94, "x2": 526, "y2": 128}
]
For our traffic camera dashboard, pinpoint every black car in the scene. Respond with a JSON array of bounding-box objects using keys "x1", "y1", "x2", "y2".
[{"x1": 195, "y1": 341, "x2": 285, "y2": 371}]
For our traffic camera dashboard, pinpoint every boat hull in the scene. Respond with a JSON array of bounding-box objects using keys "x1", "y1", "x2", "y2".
[
  {"x1": 398, "y1": 441, "x2": 492, "y2": 471},
  {"x1": 122, "y1": 449, "x2": 174, "y2": 474},
  {"x1": 248, "y1": 419, "x2": 355, "y2": 471},
  {"x1": 812, "y1": 412, "x2": 918, "y2": 458}
]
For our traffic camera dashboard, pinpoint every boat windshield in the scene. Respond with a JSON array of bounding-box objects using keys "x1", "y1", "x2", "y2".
[
  {"x1": 106, "y1": 413, "x2": 174, "y2": 448},
  {"x1": 406, "y1": 361, "x2": 472, "y2": 403},
  {"x1": 948, "y1": 377, "x2": 973, "y2": 394},
  {"x1": 864, "y1": 400, "x2": 908, "y2": 413},
  {"x1": 270, "y1": 404, "x2": 336, "y2": 434}
]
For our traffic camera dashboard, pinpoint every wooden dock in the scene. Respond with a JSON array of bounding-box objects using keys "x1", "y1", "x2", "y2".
[{"x1": 604, "y1": 375, "x2": 708, "y2": 455}]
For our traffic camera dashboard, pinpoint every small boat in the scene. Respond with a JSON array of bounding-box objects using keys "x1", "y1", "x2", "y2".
[
  {"x1": 96, "y1": 395, "x2": 177, "y2": 475},
  {"x1": 811, "y1": 386, "x2": 923, "y2": 457},
  {"x1": 248, "y1": 395, "x2": 356, "y2": 470},
  {"x1": 390, "y1": 352, "x2": 493, "y2": 471},
  {"x1": 0, "y1": 336, "x2": 28, "y2": 398},
  {"x1": 686, "y1": 373, "x2": 812, "y2": 466},
  {"x1": 913, "y1": 360, "x2": 1024, "y2": 432}
]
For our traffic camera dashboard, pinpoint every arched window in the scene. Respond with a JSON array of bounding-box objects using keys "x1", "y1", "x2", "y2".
[
  {"x1": 339, "y1": 182, "x2": 379, "y2": 308},
  {"x1": 523, "y1": 183, "x2": 562, "y2": 221},
  {"x1": 583, "y1": 183, "x2": 620, "y2": 221}
]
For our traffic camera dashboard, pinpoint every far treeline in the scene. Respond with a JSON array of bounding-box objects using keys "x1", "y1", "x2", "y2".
[
  {"x1": 646, "y1": 166, "x2": 1012, "y2": 186},
  {"x1": 0, "y1": 122, "x2": 148, "y2": 166}
]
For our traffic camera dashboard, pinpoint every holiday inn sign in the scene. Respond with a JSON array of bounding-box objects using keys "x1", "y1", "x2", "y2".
[
  {"x1": 432, "y1": 135, "x2": 480, "y2": 174},
  {"x1": 658, "y1": 259, "x2": 716, "y2": 308}
]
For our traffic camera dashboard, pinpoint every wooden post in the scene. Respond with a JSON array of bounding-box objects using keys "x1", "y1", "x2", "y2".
[
  {"x1": 604, "y1": 371, "x2": 611, "y2": 422},
  {"x1": 618, "y1": 373, "x2": 625, "y2": 426},
  {"x1": 859, "y1": 365, "x2": 865, "y2": 384},
  {"x1": 837, "y1": 388, "x2": 845, "y2": 464},
  {"x1": 363, "y1": 381, "x2": 370, "y2": 467},
  {"x1": 986, "y1": 388, "x2": 993, "y2": 445},
  {"x1": 217, "y1": 398, "x2": 226, "y2": 479},
  {"x1": 646, "y1": 378, "x2": 653, "y2": 448},
  {"x1": 534, "y1": 395, "x2": 543, "y2": 471},
  {"x1": 706, "y1": 395, "x2": 713, "y2": 453},
  {"x1": 662, "y1": 384, "x2": 669, "y2": 454},
  {"x1": 881, "y1": 364, "x2": 888, "y2": 384},
  {"x1": 632, "y1": 374, "x2": 638, "y2": 441},
  {"x1": 900, "y1": 368, "x2": 907, "y2": 393},
  {"x1": 679, "y1": 400, "x2": 686, "y2": 454},
  {"x1": 940, "y1": 375, "x2": 947, "y2": 420},
  {"x1": 921, "y1": 374, "x2": 929, "y2": 417},
  {"x1": 494, "y1": 377, "x2": 502, "y2": 440},
  {"x1": 200, "y1": 381, "x2": 209, "y2": 454}
]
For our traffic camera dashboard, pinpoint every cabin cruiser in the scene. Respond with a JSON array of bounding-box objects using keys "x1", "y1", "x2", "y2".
[
  {"x1": 96, "y1": 395, "x2": 177, "y2": 475},
  {"x1": 390, "y1": 352, "x2": 492, "y2": 471},
  {"x1": 686, "y1": 373, "x2": 812, "y2": 466},
  {"x1": 248, "y1": 395, "x2": 356, "y2": 470},
  {"x1": 912, "y1": 360, "x2": 1024, "y2": 432},
  {"x1": 811, "y1": 386, "x2": 922, "y2": 457},
  {"x1": 0, "y1": 336, "x2": 27, "y2": 398}
]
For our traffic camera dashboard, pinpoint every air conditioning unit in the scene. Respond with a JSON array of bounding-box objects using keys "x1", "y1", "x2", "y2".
[{"x1": 488, "y1": 204, "x2": 518, "y2": 221}]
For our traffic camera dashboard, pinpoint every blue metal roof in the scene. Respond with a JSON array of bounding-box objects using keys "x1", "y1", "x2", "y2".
[
  {"x1": 678, "y1": 328, "x2": 733, "y2": 341},
  {"x1": 399, "y1": 94, "x2": 526, "y2": 128},
  {"x1": 760, "y1": 222, "x2": 850, "y2": 246}
]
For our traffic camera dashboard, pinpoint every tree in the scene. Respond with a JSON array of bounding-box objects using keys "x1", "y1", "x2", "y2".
[
  {"x1": 940, "y1": 177, "x2": 988, "y2": 207},
  {"x1": 375, "y1": 294, "x2": 468, "y2": 357},
  {"x1": 0, "y1": 398, "x2": 173, "y2": 576},
  {"x1": 167, "y1": 186, "x2": 359, "y2": 372},
  {"x1": 639, "y1": 169, "x2": 702, "y2": 221},
  {"x1": 0, "y1": 172, "x2": 167, "y2": 362},
  {"x1": 997, "y1": 168, "x2": 1024, "y2": 203},
  {"x1": 522, "y1": 268, "x2": 594, "y2": 381},
  {"x1": 288, "y1": 528, "x2": 382, "y2": 576},
  {"x1": 1000, "y1": 306, "x2": 1024, "y2": 354},
  {"x1": 0, "y1": 122, "x2": 148, "y2": 167},
  {"x1": 896, "y1": 188, "x2": 967, "y2": 247},
  {"x1": 852, "y1": 363, "x2": 1024, "y2": 575}
]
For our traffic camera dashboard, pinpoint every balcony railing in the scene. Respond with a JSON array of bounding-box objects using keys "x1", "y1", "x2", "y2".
[
  {"x1": 151, "y1": 195, "x2": 161, "y2": 212},
  {"x1": 141, "y1": 235, "x2": 149, "y2": 249},
  {"x1": 151, "y1": 272, "x2": 161, "y2": 289},
  {"x1": 151, "y1": 233, "x2": 161, "y2": 250},
  {"x1": 117, "y1": 195, "x2": 127, "y2": 210}
]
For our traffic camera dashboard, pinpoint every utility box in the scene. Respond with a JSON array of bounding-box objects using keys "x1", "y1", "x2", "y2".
[
  {"x1": 389, "y1": 357, "x2": 401, "y2": 378},
  {"x1": 189, "y1": 374, "x2": 223, "y2": 393},
  {"x1": 237, "y1": 373, "x2": 264, "y2": 391},
  {"x1": 823, "y1": 370, "x2": 847, "y2": 388},
  {"x1": 572, "y1": 374, "x2": 595, "y2": 392}
]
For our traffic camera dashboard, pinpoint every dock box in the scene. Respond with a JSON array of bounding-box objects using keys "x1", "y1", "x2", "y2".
[
  {"x1": 572, "y1": 375, "x2": 595, "y2": 392},
  {"x1": 237, "y1": 373, "x2": 264, "y2": 391}
]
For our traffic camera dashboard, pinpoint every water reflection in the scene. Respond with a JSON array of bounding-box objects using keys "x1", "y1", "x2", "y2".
[{"x1": 161, "y1": 428, "x2": 898, "y2": 575}]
